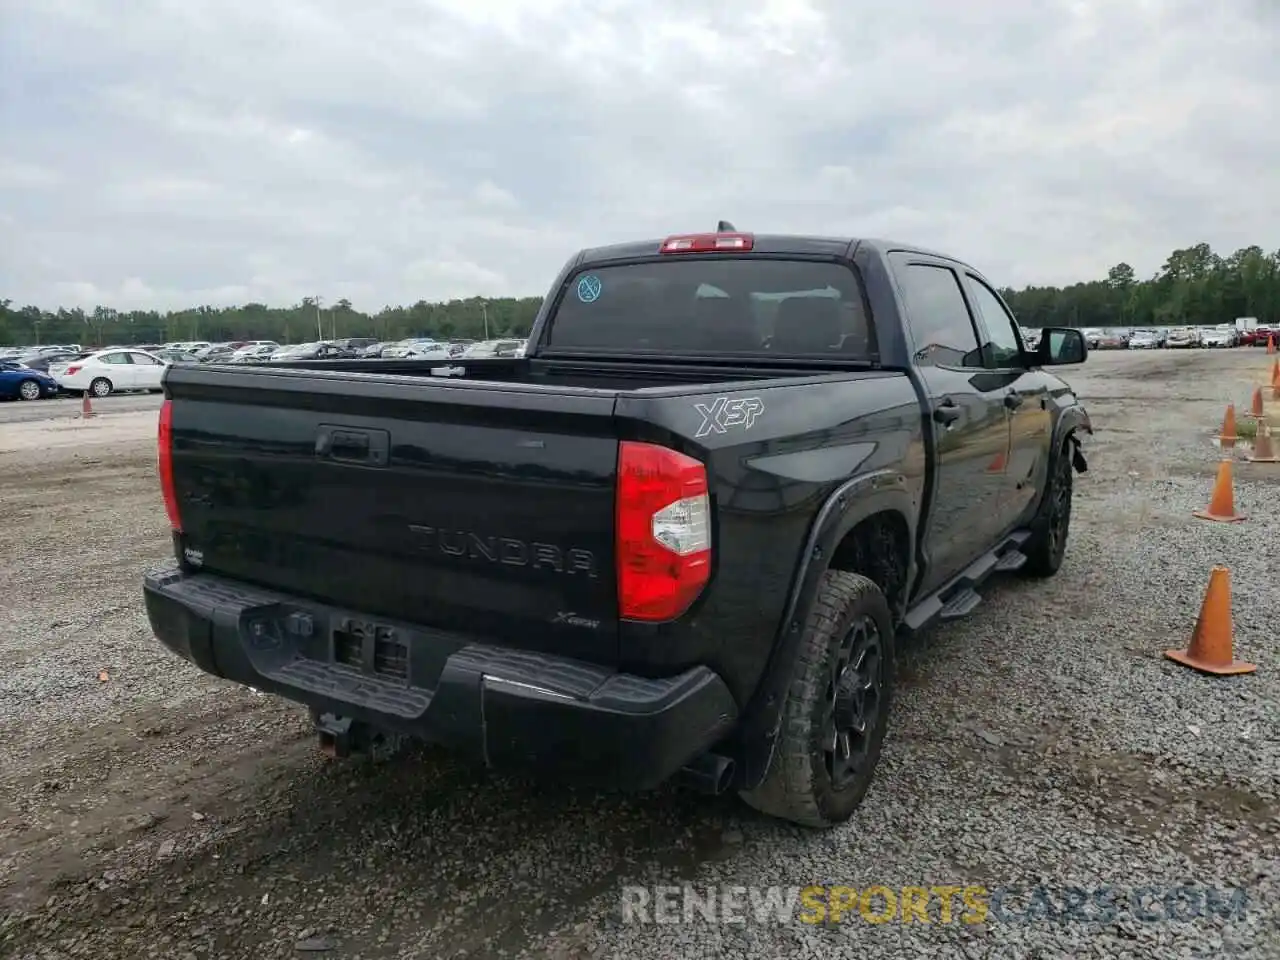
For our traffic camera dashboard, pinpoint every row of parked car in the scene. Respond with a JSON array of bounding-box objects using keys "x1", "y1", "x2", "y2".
[
  {"x1": 154, "y1": 336, "x2": 528, "y2": 365},
  {"x1": 0, "y1": 320, "x2": 1267, "y2": 402},
  {"x1": 0, "y1": 336, "x2": 530, "y2": 400},
  {"x1": 1021, "y1": 324, "x2": 1275, "y2": 351}
]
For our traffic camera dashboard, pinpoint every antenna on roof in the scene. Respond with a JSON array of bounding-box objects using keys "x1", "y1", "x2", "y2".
[{"x1": 717, "y1": 220, "x2": 736, "y2": 232}]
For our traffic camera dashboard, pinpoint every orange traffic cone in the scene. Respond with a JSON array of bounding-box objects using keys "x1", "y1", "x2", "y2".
[
  {"x1": 1218, "y1": 404, "x2": 1238, "y2": 446},
  {"x1": 1268, "y1": 336, "x2": 1276, "y2": 354},
  {"x1": 80, "y1": 393, "x2": 95, "y2": 419},
  {"x1": 1245, "y1": 387, "x2": 1265, "y2": 419},
  {"x1": 1164, "y1": 567, "x2": 1256, "y2": 676},
  {"x1": 1248, "y1": 417, "x2": 1280, "y2": 463},
  {"x1": 985, "y1": 449, "x2": 1007, "y2": 473},
  {"x1": 1194, "y1": 460, "x2": 1245, "y2": 522}
]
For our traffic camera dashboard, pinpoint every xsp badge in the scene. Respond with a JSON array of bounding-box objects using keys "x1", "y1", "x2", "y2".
[{"x1": 694, "y1": 396, "x2": 764, "y2": 439}]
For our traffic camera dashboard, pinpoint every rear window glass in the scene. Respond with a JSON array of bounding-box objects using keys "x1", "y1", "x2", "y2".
[{"x1": 546, "y1": 259, "x2": 874, "y2": 358}]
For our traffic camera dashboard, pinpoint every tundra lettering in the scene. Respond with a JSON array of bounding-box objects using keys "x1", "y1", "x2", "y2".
[{"x1": 407, "y1": 525, "x2": 599, "y2": 578}]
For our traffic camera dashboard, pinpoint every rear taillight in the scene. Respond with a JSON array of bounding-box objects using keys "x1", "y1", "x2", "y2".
[
  {"x1": 157, "y1": 399, "x2": 182, "y2": 532},
  {"x1": 616, "y1": 441, "x2": 711, "y2": 621},
  {"x1": 65, "y1": 365, "x2": 81, "y2": 376}
]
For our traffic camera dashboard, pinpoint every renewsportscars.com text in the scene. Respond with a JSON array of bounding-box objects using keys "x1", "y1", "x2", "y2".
[{"x1": 620, "y1": 884, "x2": 1250, "y2": 926}]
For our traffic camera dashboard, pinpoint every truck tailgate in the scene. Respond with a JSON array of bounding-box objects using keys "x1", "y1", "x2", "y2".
[{"x1": 167, "y1": 369, "x2": 622, "y2": 663}]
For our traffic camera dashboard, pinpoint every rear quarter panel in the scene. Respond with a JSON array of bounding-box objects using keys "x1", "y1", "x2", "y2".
[{"x1": 613, "y1": 371, "x2": 926, "y2": 705}]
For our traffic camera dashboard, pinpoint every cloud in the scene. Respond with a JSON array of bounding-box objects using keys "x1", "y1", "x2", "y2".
[{"x1": 0, "y1": 0, "x2": 1276, "y2": 311}]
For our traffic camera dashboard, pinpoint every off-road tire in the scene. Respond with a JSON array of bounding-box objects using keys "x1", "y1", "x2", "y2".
[
  {"x1": 739, "y1": 571, "x2": 895, "y2": 828},
  {"x1": 1021, "y1": 439, "x2": 1074, "y2": 578}
]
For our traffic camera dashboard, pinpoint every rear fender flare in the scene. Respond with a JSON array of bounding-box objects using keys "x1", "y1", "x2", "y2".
[{"x1": 735, "y1": 470, "x2": 917, "y2": 789}]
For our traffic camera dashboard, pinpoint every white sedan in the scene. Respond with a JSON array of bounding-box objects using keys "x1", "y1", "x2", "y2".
[
  {"x1": 48, "y1": 348, "x2": 169, "y2": 397},
  {"x1": 1199, "y1": 327, "x2": 1234, "y2": 348},
  {"x1": 229, "y1": 344, "x2": 279, "y2": 362},
  {"x1": 383, "y1": 341, "x2": 457, "y2": 360},
  {"x1": 1128, "y1": 331, "x2": 1158, "y2": 349}
]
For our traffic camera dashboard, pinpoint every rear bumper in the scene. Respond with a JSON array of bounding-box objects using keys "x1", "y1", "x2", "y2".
[{"x1": 143, "y1": 565, "x2": 739, "y2": 791}]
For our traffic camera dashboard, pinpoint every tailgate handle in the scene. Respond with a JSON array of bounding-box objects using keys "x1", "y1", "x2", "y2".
[{"x1": 315, "y1": 425, "x2": 389, "y2": 466}]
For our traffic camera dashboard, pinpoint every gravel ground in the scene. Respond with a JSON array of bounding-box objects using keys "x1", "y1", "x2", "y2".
[
  {"x1": 0, "y1": 392, "x2": 162, "y2": 426},
  {"x1": 0, "y1": 349, "x2": 1277, "y2": 960}
]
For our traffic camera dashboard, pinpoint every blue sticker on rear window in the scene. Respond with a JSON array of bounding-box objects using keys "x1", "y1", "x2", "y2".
[{"x1": 576, "y1": 274, "x2": 602, "y2": 303}]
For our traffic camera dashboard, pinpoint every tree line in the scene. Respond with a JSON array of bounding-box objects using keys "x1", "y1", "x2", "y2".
[
  {"x1": 1000, "y1": 243, "x2": 1280, "y2": 332},
  {"x1": 2, "y1": 242, "x2": 1278, "y2": 348},
  {"x1": 0, "y1": 295, "x2": 543, "y2": 350}
]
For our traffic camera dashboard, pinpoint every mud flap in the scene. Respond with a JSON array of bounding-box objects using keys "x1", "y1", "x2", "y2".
[{"x1": 1069, "y1": 432, "x2": 1088, "y2": 474}]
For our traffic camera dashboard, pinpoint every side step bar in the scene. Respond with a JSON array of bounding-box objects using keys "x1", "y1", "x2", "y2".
[
  {"x1": 901, "y1": 532, "x2": 1030, "y2": 634},
  {"x1": 939, "y1": 588, "x2": 982, "y2": 621}
]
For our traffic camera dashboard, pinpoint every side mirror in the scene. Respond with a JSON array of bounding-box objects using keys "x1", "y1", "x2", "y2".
[{"x1": 1035, "y1": 327, "x2": 1087, "y2": 365}]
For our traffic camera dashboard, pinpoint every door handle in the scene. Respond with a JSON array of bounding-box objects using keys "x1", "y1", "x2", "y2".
[
  {"x1": 330, "y1": 431, "x2": 369, "y2": 458},
  {"x1": 1003, "y1": 391, "x2": 1024, "y2": 410},
  {"x1": 315, "y1": 425, "x2": 390, "y2": 466},
  {"x1": 932, "y1": 398, "x2": 961, "y2": 425}
]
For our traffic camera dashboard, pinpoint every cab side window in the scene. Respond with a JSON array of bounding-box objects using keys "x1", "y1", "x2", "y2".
[
  {"x1": 964, "y1": 275, "x2": 1025, "y2": 368},
  {"x1": 896, "y1": 263, "x2": 984, "y2": 368}
]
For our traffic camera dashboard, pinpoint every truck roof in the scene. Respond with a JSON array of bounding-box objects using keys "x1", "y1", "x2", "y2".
[{"x1": 572, "y1": 234, "x2": 968, "y2": 268}]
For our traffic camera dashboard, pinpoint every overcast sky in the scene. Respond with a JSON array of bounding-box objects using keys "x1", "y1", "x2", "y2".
[{"x1": 1, "y1": 0, "x2": 1277, "y2": 312}]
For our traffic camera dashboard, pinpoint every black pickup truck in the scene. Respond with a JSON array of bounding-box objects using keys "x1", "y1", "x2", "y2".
[{"x1": 144, "y1": 228, "x2": 1091, "y2": 828}]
